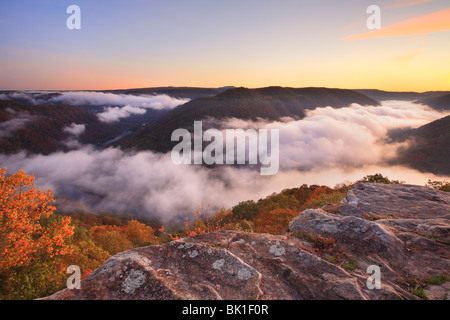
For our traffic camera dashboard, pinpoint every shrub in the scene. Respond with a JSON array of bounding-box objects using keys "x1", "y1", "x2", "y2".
[
  {"x1": 92, "y1": 228, "x2": 133, "y2": 255},
  {"x1": 254, "y1": 208, "x2": 298, "y2": 235},
  {"x1": 358, "y1": 173, "x2": 403, "y2": 184},
  {"x1": 427, "y1": 180, "x2": 450, "y2": 192},
  {"x1": 425, "y1": 274, "x2": 449, "y2": 285}
]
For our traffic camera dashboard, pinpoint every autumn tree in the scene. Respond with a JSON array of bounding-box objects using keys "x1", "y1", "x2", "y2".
[
  {"x1": 65, "y1": 221, "x2": 111, "y2": 279},
  {"x1": 123, "y1": 219, "x2": 158, "y2": 247},
  {"x1": 254, "y1": 208, "x2": 298, "y2": 235},
  {"x1": 94, "y1": 229, "x2": 133, "y2": 255},
  {"x1": 0, "y1": 168, "x2": 74, "y2": 299},
  {"x1": 90, "y1": 225, "x2": 132, "y2": 255}
]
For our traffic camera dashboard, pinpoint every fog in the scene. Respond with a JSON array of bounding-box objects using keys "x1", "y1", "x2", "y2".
[
  {"x1": 0, "y1": 91, "x2": 190, "y2": 123},
  {"x1": 0, "y1": 100, "x2": 448, "y2": 222},
  {"x1": 0, "y1": 114, "x2": 35, "y2": 138},
  {"x1": 0, "y1": 91, "x2": 190, "y2": 109},
  {"x1": 46, "y1": 91, "x2": 190, "y2": 110},
  {"x1": 97, "y1": 105, "x2": 147, "y2": 122}
]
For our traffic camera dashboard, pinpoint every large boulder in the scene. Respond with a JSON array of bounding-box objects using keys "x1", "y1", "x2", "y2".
[
  {"x1": 42, "y1": 230, "x2": 411, "y2": 300},
  {"x1": 289, "y1": 183, "x2": 450, "y2": 298}
]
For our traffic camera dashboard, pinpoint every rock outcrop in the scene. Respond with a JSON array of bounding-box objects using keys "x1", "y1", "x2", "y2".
[{"x1": 43, "y1": 183, "x2": 449, "y2": 300}]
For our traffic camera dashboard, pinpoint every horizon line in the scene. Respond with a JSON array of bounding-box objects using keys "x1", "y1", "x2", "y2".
[{"x1": 1, "y1": 85, "x2": 449, "y2": 94}]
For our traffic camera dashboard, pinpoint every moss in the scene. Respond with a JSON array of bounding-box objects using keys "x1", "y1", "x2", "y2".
[
  {"x1": 425, "y1": 274, "x2": 449, "y2": 285},
  {"x1": 327, "y1": 255, "x2": 339, "y2": 264},
  {"x1": 343, "y1": 259, "x2": 358, "y2": 271},
  {"x1": 412, "y1": 287, "x2": 429, "y2": 300}
]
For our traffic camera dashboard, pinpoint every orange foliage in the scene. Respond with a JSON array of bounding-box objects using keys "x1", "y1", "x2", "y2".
[
  {"x1": 90, "y1": 219, "x2": 158, "y2": 254},
  {"x1": 161, "y1": 208, "x2": 242, "y2": 241},
  {"x1": 254, "y1": 208, "x2": 298, "y2": 235},
  {"x1": 0, "y1": 168, "x2": 74, "y2": 272},
  {"x1": 301, "y1": 186, "x2": 327, "y2": 208},
  {"x1": 0, "y1": 168, "x2": 74, "y2": 299},
  {"x1": 123, "y1": 219, "x2": 158, "y2": 246}
]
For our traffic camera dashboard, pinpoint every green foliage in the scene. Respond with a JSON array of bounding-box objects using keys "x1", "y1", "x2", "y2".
[
  {"x1": 93, "y1": 230, "x2": 133, "y2": 256},
  {"x1": 358, "y1": 173, "x2": 403, "y2": 184},
  {"x1": 425, "y1": 274, "x2": 449, "y2": 285},
  {"x1": 427, "y1": 180, "x2": 450, "y2": 192},
  {"x1": 232, "y1": 200, "x2": 259, "y2": 221},
  {"x1": 193, "y1": 181, "x2": 351, "y2": 238},
  {"x1": 412, "y1": 287, "x2": 429, "y2": 300},
  {"x1": 343, "y1": 258, "x2": 358, "y2": 271},
  {"x1": 258, "y1": 193, "x2": 300, "y2": 211}
]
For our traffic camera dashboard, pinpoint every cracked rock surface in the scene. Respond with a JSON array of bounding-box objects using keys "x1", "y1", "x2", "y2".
[{"x1": 42, "y1": 183, "x2": 449, "y2": 300}]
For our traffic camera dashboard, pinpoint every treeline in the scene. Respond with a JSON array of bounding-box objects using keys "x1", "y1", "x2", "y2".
[
  {"x1": 162, "y1": 173, "x2": 449, "y2": 238},
  {"x1": 0, "y1": 100, "x2": 121, "y2": 154},
  {"x1": 167, "y1": 183, "x2": 350, "y2": 238}
]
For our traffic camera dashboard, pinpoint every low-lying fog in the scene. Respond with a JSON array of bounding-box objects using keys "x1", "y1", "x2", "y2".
[{"x1": 1, "y1": 97, "x2": 448, "y2": 222}]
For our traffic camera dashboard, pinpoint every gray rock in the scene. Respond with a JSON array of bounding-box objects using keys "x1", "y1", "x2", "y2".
[
  {"x1": 290, "y1": 183, "x2": 449, "y2": 293},
  {"x1": 41, "y1": 230, "x2": 412, "y2": 300},
  {"x1": 42, "y1": 183, "x2": 449, "y2": 300}
]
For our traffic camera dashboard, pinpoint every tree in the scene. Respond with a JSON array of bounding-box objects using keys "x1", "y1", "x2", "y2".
[
  {"x1": 65, "y1": 222, "x2": 111, "y2": 279},
  {"x1": 91, "y1": 226, "x2": 133, "y2": 255},
  {"x1": 123, "y1": 219, "x2": 158, "y2": 247},
  {"x1": 0, "y1": 168, "x2": 74, "y2": 299},
  {"x1": 254, "y1": 208, "x2": 298, "y2": 235},
  {"x1": 258, "y1": 193, "x2": 300, "y2": 212},
  {"x1": 358, "y1": 173, "x2": 403, "y2": 184},
  {"x1": 232, "y1": 200, "x2": 259, "y2": 221}
]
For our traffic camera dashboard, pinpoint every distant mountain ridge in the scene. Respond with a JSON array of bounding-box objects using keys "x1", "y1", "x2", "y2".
[
  {"x1": 116, "y1": 86, "x2": 380, "y2": 153},
  {"x1": 416, "y1": 93, "x2": 450, "y2": 111},
  {"x1": 355, "y1": 89, "x2": 450, "y2": 102},
  {"x1": 103, "y1": 86, "x2": 234, "y2": 100},
  {"x1": 0, "y1": 100, "x2": 121, "y2": 154},
  {"x1": 392, "y1": 115, "x2": 450, "y2": 175}
]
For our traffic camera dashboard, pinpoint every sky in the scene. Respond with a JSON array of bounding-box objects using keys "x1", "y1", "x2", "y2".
[{"x1": 0, "y1": 0, "x2": 449, "y2": 91}]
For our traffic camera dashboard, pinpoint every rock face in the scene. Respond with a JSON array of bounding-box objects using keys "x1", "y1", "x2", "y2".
[{"x1": 43, "y1": 183, "x2": 449, "y2": 300}]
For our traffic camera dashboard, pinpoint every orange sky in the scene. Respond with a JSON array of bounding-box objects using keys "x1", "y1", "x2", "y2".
[
  {"x1": 0, "y1": 0, "x2": 449, "y2": 92},
  {"x1": 344, "y1": 7, "x2": 450, "y2": 40}
]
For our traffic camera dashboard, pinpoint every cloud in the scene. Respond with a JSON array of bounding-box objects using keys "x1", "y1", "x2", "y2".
[
  {"x1": 0, "y1": 90, "x2": 190, "y2": 122},
  {"x1": 220, "y1": 101, "x2": 447, "y2": 171},
  {"x1": 395, "y1": 49, "x2": 426, "y2": 63},
  {"x1": 344, "y1": 7, "x2": 450, "y2": 40},
  {"x1": 97, "y1": 105, "x2": 147, "y2": 123},
  {"x1": 0, "y1": 148, "x2": 446, "y2": 223},
  {"x1": 47, "y1": 91, "x2": 190, "y2": 109},
  {"x1": 61, "y1": 123, "x2": 86, "y2": 149},
  {"x1": 384, "y1": 0, "x2": 436, "y2": 9},
  {"x1": 0, "y1": 109, "x2": 35, "y2": 137},
  {"x1": 0, "y1": 91, "x2": 189, "y2": 109},
  {"x1": 0, "y1": 92, "x2": 40, "y2": 104},
  {"x1": 0, "y1": 101, "x2": 448, "y2": 222},
  {"x1": 63, "y1": 123, "x2": 86, "y2": 136}
]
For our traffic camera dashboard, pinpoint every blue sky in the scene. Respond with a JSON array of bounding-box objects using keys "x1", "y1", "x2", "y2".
[{"x1": 0, "y1": 0, "x2": 449, "y2": 90}]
